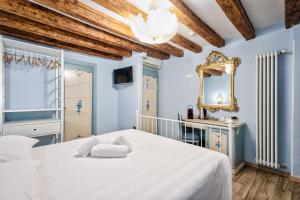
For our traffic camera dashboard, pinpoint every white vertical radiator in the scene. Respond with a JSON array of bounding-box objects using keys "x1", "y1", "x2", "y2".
[{"x1": 256, "y1": 51, "x2": 278, "y2": 168}]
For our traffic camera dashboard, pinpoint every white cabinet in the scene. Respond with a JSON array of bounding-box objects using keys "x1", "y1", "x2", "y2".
[
  {"x1": 3, "y1": 120, "x2": 61, "y2": 138},
  {"x1": 0, "y1": 37, "x2": 64, "y2": 143},
  {"x1": 184, "y1": 118, "x2": 245, "y2": 175}
]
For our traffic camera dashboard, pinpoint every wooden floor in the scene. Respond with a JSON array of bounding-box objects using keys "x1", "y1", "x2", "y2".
[{"x1": 233, "y1": 166, "x2": 300, "y2": 200}]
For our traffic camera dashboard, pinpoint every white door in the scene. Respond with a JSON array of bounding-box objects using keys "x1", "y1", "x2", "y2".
[
  {"x1": 142, "y1": 75, "x2": 157, "y2": 133},
  {"x1": 64, "y1": 68, "x2": 93, "y2": 141}
]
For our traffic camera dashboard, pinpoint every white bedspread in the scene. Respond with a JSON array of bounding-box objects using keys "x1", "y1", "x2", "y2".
[{"x1": 31, "y1": 129, "x2": 232, "y2": 200}]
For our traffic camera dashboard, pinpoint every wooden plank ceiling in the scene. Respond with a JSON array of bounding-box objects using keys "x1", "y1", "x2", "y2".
[
  {"x1": 0, "y1": 26, "x2": 123, "y2": 60},
  {"x1": 20, "y1": 0, "x2": 184, "y2": 57},
  {"x1": 285, "y1": 0, "x2": 300, "y2": 28},
  {"x1": 0, "y1": 0, "x2": 295, "y2": 61},
  {"x1": 0, "y1": 0, "x2": 170, "y2": 60},
  {"x1": 170, "y1": 0, "x2": 225, "y2": 47}
]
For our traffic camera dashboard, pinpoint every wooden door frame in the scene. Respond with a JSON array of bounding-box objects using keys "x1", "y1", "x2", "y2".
[{"x1": 64, "y1": 59, "x2": 96, "y2": 134}]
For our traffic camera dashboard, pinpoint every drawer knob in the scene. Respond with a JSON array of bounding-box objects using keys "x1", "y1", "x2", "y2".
[{"x1": 33, "y1": 128, "x2": 37, "y2": 131}]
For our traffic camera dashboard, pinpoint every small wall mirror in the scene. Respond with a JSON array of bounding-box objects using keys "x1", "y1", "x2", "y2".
[{"x1": 196, "y1": 51, "x2": 240, "y2": 112}]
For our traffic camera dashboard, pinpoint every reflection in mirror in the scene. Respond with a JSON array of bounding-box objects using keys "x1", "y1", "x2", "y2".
[{"x1": 203, "y1": 73, "x2": 230, "y2": 105}]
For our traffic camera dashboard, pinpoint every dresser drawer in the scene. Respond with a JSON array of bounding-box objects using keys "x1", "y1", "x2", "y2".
[
  {"x1": 211, "y1": 131, "x2": 228, "y2": 155},
  {"x1": 184, "y1": 122, "x2": 206, "y2": 129},
  {"x1": 3, "y1": 121, "x2": 61, "y2": 137}
]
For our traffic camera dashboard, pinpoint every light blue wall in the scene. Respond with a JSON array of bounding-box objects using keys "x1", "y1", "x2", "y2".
[
  {"x1": 292, "y1": 25, "x2": 300, "y2": 177},
  {"x1": 159, "y1": 24, "x2": 293, "y2": 172},
  {"x1": 115, "y1": 55, "x2": 162, "y2": 130},
  {"x1": 116, "y1": 53, "x2": 142, "y2": 130},
  {"x1": 5, "y1": 66, "x2": 56, "y2": 110}
]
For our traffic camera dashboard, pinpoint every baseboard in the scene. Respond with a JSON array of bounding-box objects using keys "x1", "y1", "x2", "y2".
[
  {"x1": 245, "y1": 161, "x2": 289, "y2": 177},
  {"x1": 232, "y1": 162, "x2": 245, "y2": 175},
  {"x1": 290, "y1": 175, "x2": 300, "y2": 184},
  {"x1": 244, "y1": 162, "x2": 300, "y2": 184}
]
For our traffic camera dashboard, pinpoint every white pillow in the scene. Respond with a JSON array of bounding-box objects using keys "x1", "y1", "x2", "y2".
[
  {"x1": 0, "y1": 135, "x2": 39, "y2": 162},
  {"x1": 114, "y1": 136, "x2": 132, "y2": 153},
  {"x1": 0, "y1": 160, "x2": 40, "y2": 200},
  {"x1": 75, "y1": 136, "x2": 99, "y2": 157},
  {"x1": 91, "y1": 144, "x2": 128, "y2": 158}
]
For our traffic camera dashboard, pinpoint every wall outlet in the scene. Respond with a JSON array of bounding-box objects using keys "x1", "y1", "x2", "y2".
[{"x1": 280, "y1": 163, "x2": 288, "y2": 169}]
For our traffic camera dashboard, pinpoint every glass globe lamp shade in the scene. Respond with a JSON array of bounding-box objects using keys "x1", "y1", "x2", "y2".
[{"x1": 130, "y1": 8, "x2": 178, "y2": 44}]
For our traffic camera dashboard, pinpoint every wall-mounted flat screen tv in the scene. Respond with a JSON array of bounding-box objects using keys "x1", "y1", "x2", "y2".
[{"x1": 113, "y1": 66, "x2": 133, "y2": 84}]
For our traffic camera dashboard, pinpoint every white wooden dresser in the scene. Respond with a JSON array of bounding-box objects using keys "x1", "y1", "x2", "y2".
[{"x1": 184, "y1": 118, "x2": 246, "y2": 174}]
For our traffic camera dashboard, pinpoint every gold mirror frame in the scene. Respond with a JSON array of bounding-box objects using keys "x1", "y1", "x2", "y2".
[{"x1": 196, "y1": 51, "x2": 240, "y2": 112}]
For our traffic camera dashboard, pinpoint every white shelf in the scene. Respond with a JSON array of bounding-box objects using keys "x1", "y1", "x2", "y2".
[
  {"x1": 4, "y1": 119, "x2": 61, "y2": 126},
  {"x1": 1, "y1": 37, "x2": 64, "y2": 143},
  {"x1": 4, "y1": 108, "x2": 62, "y2": 113}
]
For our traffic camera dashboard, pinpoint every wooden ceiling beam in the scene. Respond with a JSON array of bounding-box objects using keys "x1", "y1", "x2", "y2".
[
  {"x1": 0, "y1": 26, "x2": 122, "y2": 60},
  {"x1": 32, "y1": 0, "x2": 184, "y2": 57},
  {"x1": 216, "y1": 0, "x2": 255, "y2": 40},
  {"x1": 0, "y1": 0, "x2": 169, "y2": 60},
  {"x1": 93, "y1": 0, "x2": 202, "y2": 53},
  {"x1": 169, "y1": 0, "x2": 225, "y2": 47},
  {"x1": 285, "y1": 0, "x2": 300, "y2": 29},
  {"x1": 170, "y1": 34, "x2": 202, "y2": 53},
  {"x1": 0, "y1": 11, "x2": 130, "y2": 57}
]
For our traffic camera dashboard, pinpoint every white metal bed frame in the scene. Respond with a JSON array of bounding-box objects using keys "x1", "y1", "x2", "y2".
[{"x1": 135, "y1": 111, "x2": 235, "y2": 165}]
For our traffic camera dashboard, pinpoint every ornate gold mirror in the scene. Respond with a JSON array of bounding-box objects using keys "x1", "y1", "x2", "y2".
[{"x1": 196, "y1": 51, "x2": 240, "y2": 112}]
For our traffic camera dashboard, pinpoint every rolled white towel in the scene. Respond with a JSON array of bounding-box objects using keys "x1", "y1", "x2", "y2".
[
  {"x1": 114, "y1": 136, "x2": 132, "y2": 153},
  {"x1": 90, "y1": 144, "x2": 128, "y2": 158},
  {"x1": 97, "y1": 137, "x2": 117, "y2": 144},
  {"x1": 75, "y1": 136, "x2": 99, "y2": 157}
]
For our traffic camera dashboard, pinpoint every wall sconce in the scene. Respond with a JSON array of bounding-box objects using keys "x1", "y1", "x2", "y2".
[{"x1": 216, "y1": 93, "x2": 223, "y2": 104}]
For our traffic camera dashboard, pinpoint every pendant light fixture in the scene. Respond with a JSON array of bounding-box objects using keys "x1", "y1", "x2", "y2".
[{"x1": 130, "y1": 0, "x2": 178, "y2": 44}]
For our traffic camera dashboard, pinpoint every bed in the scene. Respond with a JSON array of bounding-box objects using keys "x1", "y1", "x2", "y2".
[{"x1": 31, "y1": 129, "x2": 232, "y2": 200}]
